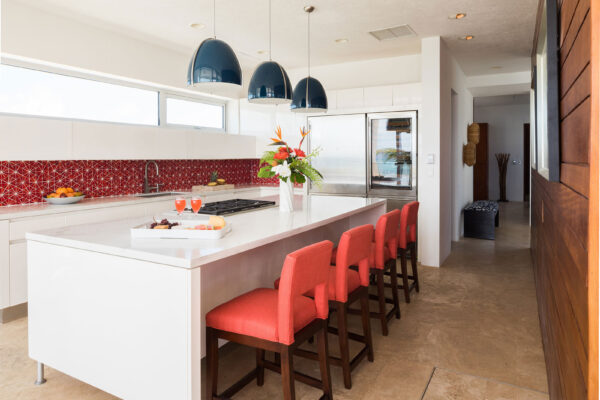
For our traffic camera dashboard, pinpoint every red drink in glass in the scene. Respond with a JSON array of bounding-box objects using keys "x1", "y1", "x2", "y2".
[
  {"x1": 175, "y1": 198, "x2": 186, "y2": 215},
  {"x1": 191, "y1": 197, "x2": 202, "y2": 214}
]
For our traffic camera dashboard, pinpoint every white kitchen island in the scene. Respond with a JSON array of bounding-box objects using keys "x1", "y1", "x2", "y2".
[{"x1": 26, "y1": 194, "x2": 386, "y2": 400}]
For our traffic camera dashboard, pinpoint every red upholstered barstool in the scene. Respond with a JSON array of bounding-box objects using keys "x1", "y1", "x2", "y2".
[
  {"x1": 366, "y1": 209, "x2": 401, "y2": 336},
  {"x1": 280, "y1": 225, "x2": 375, "y2": 389},
  {"x1": 396, "y1": 201, "x2": 420, "y2": 303},
  {"x1": 205, "y1": 241, "x2": 334, "y2": 400}
]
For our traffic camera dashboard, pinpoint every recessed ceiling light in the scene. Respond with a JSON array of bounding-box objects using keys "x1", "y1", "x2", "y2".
[
  {"x1": 449, "y1": 13, "x2": 467, "y2": 20},
  {"x1": 461, "y1": 35, "x2": 474, "y2": 40},
  {"x1": 189, "y1": 23, "x2": 205, "y2": 29},
  {"x1": 335, "y1": 38, "x2": 349, "y2": 44}
]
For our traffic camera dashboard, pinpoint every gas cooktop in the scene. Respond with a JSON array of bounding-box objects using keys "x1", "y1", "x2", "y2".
[{"x1": 185, "y1": 199, "x2": 276, "y2": 216}]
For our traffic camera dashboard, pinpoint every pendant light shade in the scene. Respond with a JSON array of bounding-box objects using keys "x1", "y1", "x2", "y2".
[
  {"x1": 187, "y1": 0, "x2": 241, "y2": 90},
  {"x1": 290, "y1": 77, "x2": 327, "y2": 112},
  {"x1": 291, "y1": 5, "x2": 327, "y2": 113},
  {"x1": 187, "y1": 38, "x2": 242, "y2": 88},
  {"x1": 248, "y1": 61, "x2": 292, "y2": 104},
  {"x1": 248, "y1": 0, "x2": 292, "y2": 104}
]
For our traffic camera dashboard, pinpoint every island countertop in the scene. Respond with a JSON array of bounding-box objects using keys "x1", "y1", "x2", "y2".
[{"x1": 26, "y1": 194, "x2": 386, "y2": 269}]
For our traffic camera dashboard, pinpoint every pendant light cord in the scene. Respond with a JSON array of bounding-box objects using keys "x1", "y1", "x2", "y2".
[
  {"x1": 307, "y1": 10, "x2": 311, "y2": 77},
  {"x1": 213, "y1": 0, "x2": 216, "y2": 38},
  {"x1": 269, "y1": 0, "x2": 272, "y2": 61}
]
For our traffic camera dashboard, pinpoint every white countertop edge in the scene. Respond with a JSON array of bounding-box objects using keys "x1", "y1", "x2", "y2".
[
  {"x1": 0, "y1": 186, "x2": 296, "y2": 220},
  {"x1": 25, "y1": 198, "x2": 386, "y2": 269}
]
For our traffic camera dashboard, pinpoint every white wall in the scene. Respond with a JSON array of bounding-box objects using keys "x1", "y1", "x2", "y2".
[
  {"x1": 474, "y1": 101, "x2": 530, "y2": 202},
  {"x1": 441, "y1": 41, "x2": 474, "y2": 245},
  {"x1": 285, "y1": 54, "x2": 421, "y2": 91},
  {"x1": 1, "y1": 0, "x2": 191, "y2": 91},
  {"x1": 419, "y1": 37, "x2": 473, "y2": 267},
  {"x1": 418, "y1": 37, "x2": 442, "y2": 268}
]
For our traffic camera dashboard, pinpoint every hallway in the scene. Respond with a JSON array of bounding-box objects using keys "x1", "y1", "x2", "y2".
[{"x1": 0, "y1": 203, "x2": 548, "y2": 399}]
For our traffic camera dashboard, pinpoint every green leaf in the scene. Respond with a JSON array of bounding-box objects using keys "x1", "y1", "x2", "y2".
[
  {"x1": 257, "y1": 166, "x2": 275, "y2": 178},
  {"x1": 259, "y1": 150, "x2": 276, "y2": 163},
  {"x1": 293, "y1": 173, "x2": 306, "y2": 184}
]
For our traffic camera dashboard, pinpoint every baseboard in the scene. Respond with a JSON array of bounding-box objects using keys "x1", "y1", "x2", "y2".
[{"x1": 0, "y1": 303, "x2": 28, "y2": 324}]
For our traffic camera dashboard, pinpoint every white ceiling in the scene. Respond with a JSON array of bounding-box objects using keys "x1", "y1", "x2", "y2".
[{"x1": 14, "y1": 0, "x2": 538, "y2": 76}]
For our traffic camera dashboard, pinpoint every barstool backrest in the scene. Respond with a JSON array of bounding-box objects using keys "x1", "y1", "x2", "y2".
[
  {"x1": 334, "y1": 224, "x2": 374, "y2": 302},
  {"x1": 398, "y1": 202, "x2": 420, "y2": 249},
  {"x1": 373, "y1": 209, "x2": 401, "y2": 269},
  {"x1": 277, "y1": 240, "x2": 333, "y2": 345}
]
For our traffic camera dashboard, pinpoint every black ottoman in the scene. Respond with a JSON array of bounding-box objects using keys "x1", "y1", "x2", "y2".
[{"x1": 463, "y1": 200, "x2": 499, "y2": 240}]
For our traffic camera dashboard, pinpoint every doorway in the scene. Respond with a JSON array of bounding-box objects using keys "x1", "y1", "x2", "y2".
[
  {"x1": 523, "y1": 123, "x2": 530, "y2": 202},
  {"x1": 473, "y1": 123, "x2": 489, "y2": 201}
]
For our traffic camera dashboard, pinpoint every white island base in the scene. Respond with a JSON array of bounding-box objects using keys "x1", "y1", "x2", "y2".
[{"x1": 26, "y1": 195, "x2": 386, "y2": 400}]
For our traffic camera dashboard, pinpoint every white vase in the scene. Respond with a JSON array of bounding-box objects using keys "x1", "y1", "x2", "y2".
[{"x1": 279, "y1": 179, "x2": 294, "y2": 212}]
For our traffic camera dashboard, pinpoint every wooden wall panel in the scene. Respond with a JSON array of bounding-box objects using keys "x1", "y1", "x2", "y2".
[
  {"x1": 532, "y1": 0, "x2": 597, "y2": 398},
  {"x1": 561, "y1": 0, "x2": 591, "y2": 65},
  {"x1": 561, "y1": 98, "x2": 591, "y2": 163},
  {"x1": 561, "y1": 15, "x2": 591, "y2": 95}
]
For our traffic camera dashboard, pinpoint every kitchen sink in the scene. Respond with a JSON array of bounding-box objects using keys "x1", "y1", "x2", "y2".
[{"x1": 135, "y1": 192, "x2": 185, "y2": 198}]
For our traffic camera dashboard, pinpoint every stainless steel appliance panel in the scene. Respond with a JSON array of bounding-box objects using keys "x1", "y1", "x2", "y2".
[
  {"x1": 367, "y1": 111, "x2": 418, "y2": 199},
  {"x1": 308, "y1": 114, "x2": 367, "y2": 196}
]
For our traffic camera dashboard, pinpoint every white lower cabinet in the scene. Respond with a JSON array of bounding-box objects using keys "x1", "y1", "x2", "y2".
[
  {"x1": 2, "y1": 200, "x2": 174, "y2": 309},
  {"x1": 9, "y1": 242, "x2": 27, "y2": 306},
  {"x1": 0, "y1": 221, "x2": 9, "y2": 309}
]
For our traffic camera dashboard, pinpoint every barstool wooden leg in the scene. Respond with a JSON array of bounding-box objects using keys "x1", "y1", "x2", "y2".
[
  {"x1": 360, "y1": 288, "x2": 374, "y2": 362},
  {"x1": 256, "y1": 349, "x2": 265, "y2": 386},
  {"x1": 400, "y1": 249, "x2": 411, "y2": 303},
  {"x1": 206, "y1": 327, "x2": 219, "y2": 400},
  {"x1": 280, "y1": 347, "x2": 296, "y2": 400},
  {"x1": 389, "y1": 261, "x2": 402, "y2": 318},
  {"x1": 376, "y1": 269, "x2": 388, "y2": 336},
  {"x1": 410, "y1": 243, "x2": 420, "y2": 292},
  {"x1": 336, "y1": 302, "x2": 352, "y2": 389},
  {"x1": 316, "y1": 320, "x2": 333, "y2": 399}
]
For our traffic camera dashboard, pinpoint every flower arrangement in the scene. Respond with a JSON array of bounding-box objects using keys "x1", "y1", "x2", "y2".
[{"x1": 257, "y1": 126, "x2": 323, "y2": 185}]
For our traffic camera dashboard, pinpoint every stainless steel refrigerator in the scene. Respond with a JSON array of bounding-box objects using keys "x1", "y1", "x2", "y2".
[{"x1": 308, "y1": 111, "x2": 417, "y2": 210}]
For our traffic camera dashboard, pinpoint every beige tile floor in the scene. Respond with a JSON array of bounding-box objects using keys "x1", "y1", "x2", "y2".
[{"x1": 0, "y1": 202, "x2": 548, "y2": 399}]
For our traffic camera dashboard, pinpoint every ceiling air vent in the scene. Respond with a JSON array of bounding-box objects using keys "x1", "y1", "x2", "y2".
[{"x1": 369, "y1": 24, "x2": 416, "y2": 41}]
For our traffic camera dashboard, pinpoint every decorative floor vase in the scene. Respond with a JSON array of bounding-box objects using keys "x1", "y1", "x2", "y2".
[{"x1": 279, "y1": 179, "x2": 294, "y2": 212}]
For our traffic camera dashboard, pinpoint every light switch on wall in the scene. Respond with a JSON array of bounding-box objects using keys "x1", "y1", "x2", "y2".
[{"x1": 426, "y1": 154, "x2": 435, "y2": 164}]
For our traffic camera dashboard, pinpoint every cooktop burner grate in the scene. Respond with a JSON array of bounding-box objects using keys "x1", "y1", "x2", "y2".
[{"x1": 184, "y1": 199, "x2": 276, "y2": 216}]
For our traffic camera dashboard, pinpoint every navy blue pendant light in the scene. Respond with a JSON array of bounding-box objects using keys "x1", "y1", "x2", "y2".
[
  {"x1": 248, "y1": 0, "x2": 292, "y2": 104},
  {"x1": 188, "y1": 0, "x2": 242, "y2": 89},
  {"x1": 291, "y1": 6, "x2": 327, "y2": 113}
]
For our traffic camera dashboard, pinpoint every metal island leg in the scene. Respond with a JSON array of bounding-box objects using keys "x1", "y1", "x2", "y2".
[{"x1": 35, "y1": 362, "x2": 47, "y2": 385}]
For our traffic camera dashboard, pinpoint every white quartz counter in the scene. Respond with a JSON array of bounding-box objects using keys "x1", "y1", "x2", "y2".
[
  {"x1": 0, "y1": 185, "x2": 293, "y2": 220},
  {"x1": 26, "y1": 194, "x2": 385, "y2": 269}
]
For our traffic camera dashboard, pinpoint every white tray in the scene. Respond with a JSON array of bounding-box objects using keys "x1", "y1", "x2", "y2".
[{"x1": 130, "y1": 219, "x2": 231, "y2": 239}]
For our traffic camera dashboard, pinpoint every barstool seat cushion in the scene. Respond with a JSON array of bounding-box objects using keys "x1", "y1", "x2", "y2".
[{"x1": 206, "y1": 288, "x2": 317, "y2": 343}]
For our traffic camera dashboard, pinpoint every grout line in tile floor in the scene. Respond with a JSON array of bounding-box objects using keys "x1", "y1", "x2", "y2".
[
  {"x1": 420, "y1": 366, "x2": 437, "y2": 400},
  {"x1": 428, "y1": 366, "x2": 550, "y2": 396}
]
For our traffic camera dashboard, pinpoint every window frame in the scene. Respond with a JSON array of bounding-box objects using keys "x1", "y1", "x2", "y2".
[
  {"x1": 161, "y1": 92, "x2": 227, "y2": 132},
  {"x1": 0, "y1": 56, "x2": 228, "y2": 131}
]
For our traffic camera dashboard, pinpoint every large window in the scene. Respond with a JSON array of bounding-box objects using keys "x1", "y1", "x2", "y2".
[
  {"x1": 0, "y1": 64, "x2": 159, "y2": 125},
  {"x1": 165, "y1": 97, "x2": 224, "y2": 129}
]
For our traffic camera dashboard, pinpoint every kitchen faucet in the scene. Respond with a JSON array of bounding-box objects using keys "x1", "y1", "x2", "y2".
[{"x1": 143, "y1": 160, "x2": 163, "y2": 193}]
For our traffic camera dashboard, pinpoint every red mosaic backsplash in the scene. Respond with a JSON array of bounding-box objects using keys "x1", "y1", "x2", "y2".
[{"x1": 0, "y1": 159, "x2": 281, "y2": 206}]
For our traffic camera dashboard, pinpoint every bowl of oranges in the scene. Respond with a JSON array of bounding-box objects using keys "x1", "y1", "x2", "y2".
[{"x1": 44, "y1": 187, "x2": 85, "y2": 205}]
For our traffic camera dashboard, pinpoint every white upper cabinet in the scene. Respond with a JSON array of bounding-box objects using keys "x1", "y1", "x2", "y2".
[
  {"x1": 364, "y1": 86, "x2": 394, "y2": 107},
  {"x1": 336, "y1": 88, "x2": 365, "y2": 109},
  {"x1": 0, "y1": 115, "x2": 72, "y2": 161}
]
